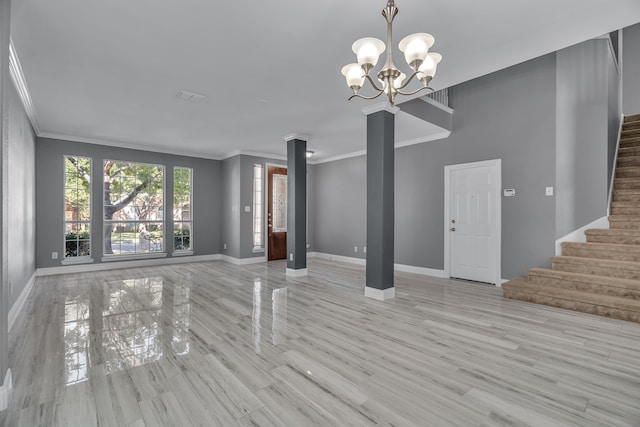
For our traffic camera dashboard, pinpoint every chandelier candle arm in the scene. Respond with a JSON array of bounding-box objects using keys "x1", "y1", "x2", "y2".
[{"x1": 341, "y1": 0, "x2": 443, "y2": 106}]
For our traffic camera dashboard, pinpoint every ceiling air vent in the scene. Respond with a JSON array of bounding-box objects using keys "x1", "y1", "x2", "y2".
[{"x1": 176, "y1": 90, "x2": 205, "y2": 103}]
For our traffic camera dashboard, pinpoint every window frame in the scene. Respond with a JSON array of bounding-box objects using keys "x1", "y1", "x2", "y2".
[
  {"x1": 62, "y1": 155, "x2": 93, "y2": 265},
  {"x1": 252, "y1": 164, "x2": 264, "y2": 252},
  {"x1": 101, "y1": 159, "x2": 166, "y2": 261},
  {"x1": 173, "y1": 166, "x2": 193, "y2": 256}
]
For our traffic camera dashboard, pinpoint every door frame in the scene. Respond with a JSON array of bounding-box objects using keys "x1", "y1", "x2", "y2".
[
  {"x1": 443, "y1": 159, "x2": 502, "y2": 286},
  {"x1": 265, "y1": 163, "x2": 287, "y2": 261}
]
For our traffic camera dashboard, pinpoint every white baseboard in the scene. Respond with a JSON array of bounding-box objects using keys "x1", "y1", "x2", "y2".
[
  {"x1": 308, "y1": 252, "x2": 445, "y2": 279},
  {"x1": 36, "y1": 254, "x2": 222, "y2": 276},
  {"x1": 365, "y1": 286, "x2": 395, "y2": 300},
  {"x1": 555, "y1": 216, "x2": 609, "y2": 255},
  {"x1": 394, "y1": 263, "x2": 445, "y2": 278},
  {"x1": 286, "y1": 268, "x2": 308, "y2": 277},
  {"x1": 308, "y1": 252, "x2": 366, "y2": 265},
  {"x1": 0, "y1": 369, "x2": 12, "y2": 411},
  {"x1": 220, "y1": 255, "x2": 266, "y2": 265},
  {"x1": 9, "y1": 272, "x2": 36, "y2": 331}
]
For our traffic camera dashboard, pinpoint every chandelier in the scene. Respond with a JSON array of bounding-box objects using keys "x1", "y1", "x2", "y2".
[{"x1": 341, "y1": 0, "x2": 442, "y2": 106}]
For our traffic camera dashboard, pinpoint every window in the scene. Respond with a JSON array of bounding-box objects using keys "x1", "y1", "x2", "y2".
[
  {"x1": 103, "y1": 160, "x2": 164, "y2": 256},
  {"x1": 252, "y1": 164, "x2": 263, "y2": 249},
  {"x1": 173, "y1": 167, "x2": 192, "y2": 252},
  {"x1": 64, "y1": 155, "x2": 91, "y2": 259}
]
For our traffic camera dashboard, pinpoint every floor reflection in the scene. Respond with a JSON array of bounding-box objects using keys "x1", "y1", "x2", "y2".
[
  {"x1": 272, "y1": 287, "x2": 288, "y2": 346},
  {"x1": 63, "y1": 275, "x2": 192, "y2": 385}
]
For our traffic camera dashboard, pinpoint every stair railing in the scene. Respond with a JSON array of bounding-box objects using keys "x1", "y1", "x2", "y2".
[{"x1": 607, "y1": 114, "x2": 625, "y2": 216}]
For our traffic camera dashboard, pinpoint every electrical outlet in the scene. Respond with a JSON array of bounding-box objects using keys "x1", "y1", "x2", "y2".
[
  {"x1": 223, "y1": 243, "x2": 227, "y2": 250},
  {"x1": 545, "y1": 186, "x2": 554, "y2": 196},
  {"x1": 363, "y1": 246, "x2": 366, "y2": 253},
  {"x1": 354, "y1": 246, "x2": 358, "y2": 252},
  {"x1": 8, "y1": 281, "x2": 11, "y2": 295},
  {"x1": 289, "y1": 253, "x2": 294, "y2": 261},
  {"x1": 52, "y1": 251, "x2": 58, "y2": 260}
]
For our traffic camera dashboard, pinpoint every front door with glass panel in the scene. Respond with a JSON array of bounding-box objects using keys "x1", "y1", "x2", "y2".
[{"x1": 267, "y1": 166, "x2": 287, "y2": 260}]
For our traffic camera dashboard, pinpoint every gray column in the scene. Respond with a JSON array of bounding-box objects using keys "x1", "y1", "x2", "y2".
[
  {"x1": 0, "y1": 0, "x2": 11, "y2": 408},
  {"x1": 285, "y1": 134, "x2": 308, "y2": 277},
  {"x1": 365, "y1": 104, "x2": 398, "y2": 300}
]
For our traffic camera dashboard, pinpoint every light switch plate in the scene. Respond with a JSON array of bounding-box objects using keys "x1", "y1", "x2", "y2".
[{"x1": 546, "y1": 186, "x2": 554, "y2": 196}]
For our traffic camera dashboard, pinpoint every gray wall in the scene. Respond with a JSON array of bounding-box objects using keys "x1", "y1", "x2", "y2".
[
  {"x1": 555, "y1": 39, "x2": 616, "y2": 238},
  {"x1": 623, "y1": 23, "x2": 640, "y2": 115},
  {"x1": 36, "y1": 138, "x2": 221, "y2": 268},
  {"x1": 313, "y1": 155, "x2": 367, "y2": 260},
  {"x1": 7, "y1": 79, "x2": 36, "y2": 308},
  {"x1": 221, "y1": 155, "x2": 240, "y2": 258},
  {"x1": 0, "y1": 0, "x2": 11, "y2": 378},
  {"x1": 314, "y1": 54, "x2": 559, "y2": 278}
]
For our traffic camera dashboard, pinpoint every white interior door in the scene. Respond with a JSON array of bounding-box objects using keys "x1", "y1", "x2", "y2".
[{"x1": 445, "y1": 160, "x2": 501, "y2": 285}]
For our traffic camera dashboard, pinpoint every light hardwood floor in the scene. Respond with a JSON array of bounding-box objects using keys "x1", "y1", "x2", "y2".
[{"x1": 2, "y1": 258, "x2": 640, "y2": 426}]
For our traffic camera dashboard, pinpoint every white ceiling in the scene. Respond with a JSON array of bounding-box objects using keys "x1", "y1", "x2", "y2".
[{"x1": 10, "y1": 0, "x2": 640, "y2": 162}]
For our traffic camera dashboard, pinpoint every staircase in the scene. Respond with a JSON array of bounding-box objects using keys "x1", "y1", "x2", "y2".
[{"x1": 503, "y1": 113, "x2": 640, "y2": 323}]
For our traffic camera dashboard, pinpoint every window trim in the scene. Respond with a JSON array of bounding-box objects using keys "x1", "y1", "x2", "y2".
[
  {"x1": 63, "y1": 155, "x2": 93, "y2": 263},
  {"x1": 102, "y1": 159, "x2": 166, "y2": 258},
  {"x1": 172, "y1": 166, "x2": 193, "y2": 255},
  {"x1": 252, "y1": 164, "x2": 264, "y2": 252}
]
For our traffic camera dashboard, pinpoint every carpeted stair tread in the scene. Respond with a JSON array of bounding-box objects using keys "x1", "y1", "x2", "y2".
[
  {"x1": 617, "y1": 155, "x2": 640, "y2": 166},
  {"x1": 624, "y1": 121, "x2": 640, "y2": 131},
  {"x1": 551, "y1": 256, "x2": 640, "y2": 280},
  {"x1": 561, "y1": 241, "x2": 640, "y2": 262},
  {"x1": 615, "y1": 166, "x2": 640, "y2": 178},
  {"x1": 527, "y1": 267, "x2": 640, "y2": 299},
  {"x1": 622, "y1": 129, "x2": 640, "y2": 139},
  {"x1": 620, "y1": 138, "x2": 640, "y2": 149},
  {"x1": 503, "y1": 284, "x2": 640, "y2": 323},
  {"x1": 624, "y1": 114, "x2": 640, "y2": 123},
  {"x1": 618, "y1": 145, "x2": 640, "y2": 156},
  {"x1": 609, "y1": 215, "x2": 640, "y2": 229},
  {"x1": 612, "y1": 189, "x2": 640, "y2": 201},
  {"x1": 585, "y1": 228, "x2": 640, "y2": 244},
  {"x1": 614, "y1": 177, "x2": 640, "y2": 190}
]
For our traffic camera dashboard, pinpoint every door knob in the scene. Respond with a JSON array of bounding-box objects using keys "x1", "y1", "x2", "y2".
[{"x1": 450, "y1": 227, "x2": 456, "y2": 232}]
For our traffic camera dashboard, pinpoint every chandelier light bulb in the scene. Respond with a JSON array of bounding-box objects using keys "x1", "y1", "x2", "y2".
[
  {"x1": 398, "y1": 33, "x2": 435, "y2": 70},
  {"x1": 418, "y1": 52, "x2": 442, "y2": 81},
  {"x1": 341, "y1": 63, "x2": 365, "y2": 90},
  {"x1": 352, "y1": 38, "x2": 386, "y2": 70}
]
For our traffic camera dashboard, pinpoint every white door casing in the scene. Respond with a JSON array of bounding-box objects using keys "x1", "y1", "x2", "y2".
[{"x1": 444, "y1": 159, "x2": 501, "y2": 286}]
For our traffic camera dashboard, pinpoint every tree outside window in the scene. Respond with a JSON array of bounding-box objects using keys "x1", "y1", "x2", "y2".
[{"x1": 103, "y1": 160, "x2": 164, "y2": 255}]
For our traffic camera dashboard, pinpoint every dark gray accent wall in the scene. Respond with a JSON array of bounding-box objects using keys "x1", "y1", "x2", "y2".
[
  {"x1": 7, "y1": 79, "x2": 36, "y2": 308},
  {"x1": 315, "y1": 54, "x2": 559, "y2": 279},
  {"x1": 556, "y1": 39, "x2": 615, "y2": 238},
  {"x1": 36, "y1": 138, "x2": 221, "y2": 268},
  {"x1": 366, "y1": 110, "x2": 395, "y2": 290},
  {"x1": 623, "y1": 23, "x2": 640, "y2": 115},
  {"x1": 287, "y1": 140, "x2": 307, "y2": 270}
]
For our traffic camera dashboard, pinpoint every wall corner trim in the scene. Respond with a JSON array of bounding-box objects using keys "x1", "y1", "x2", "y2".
[{"x1": 8, "y1": 272, "x2": 37, "y2": 331}]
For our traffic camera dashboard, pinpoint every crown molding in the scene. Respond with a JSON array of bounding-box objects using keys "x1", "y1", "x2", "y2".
[
  {"x1": 9, "y1": 39, "x2": 40, "y2": 134},
  {"x1": 362, "y1": 102, "x2": 400, "y2": 116},
  {"x1": 221, "y1": 150, "x2": 287, "y2": 161},
  {"x1": 38, "y1": 132, "x2": 223, "y2": 160},
  {"x1": 283, "y1": 133, "x2": 311, "y2": 142}
]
